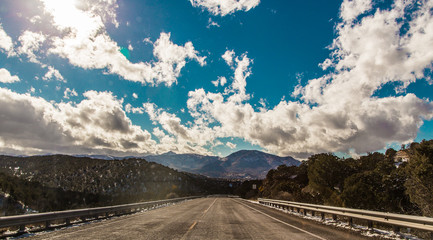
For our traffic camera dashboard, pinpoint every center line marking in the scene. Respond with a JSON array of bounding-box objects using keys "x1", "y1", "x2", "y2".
[
  {"x1": 188, "y1": 221, "x2": 197, "y2": 231},
  {"x1": 180, "y1": 198, "x2": 217, "y2": 240}
]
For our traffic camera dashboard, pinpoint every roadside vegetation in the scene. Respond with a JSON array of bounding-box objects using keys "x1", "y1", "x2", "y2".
[{"x1": 260, "y1": 139, "x2": 433, "y2": 217}]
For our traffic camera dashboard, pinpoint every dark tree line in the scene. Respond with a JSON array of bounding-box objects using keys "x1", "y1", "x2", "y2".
[
  {"x1": 0, "y1": 173, "x2": 103, "y2": 215},
  {"x1": 260, "y1": 140, "x2": 433, "y2": 217},
  {"x1": 0, "y1": 155, "x2": 241, "y2": 216}
]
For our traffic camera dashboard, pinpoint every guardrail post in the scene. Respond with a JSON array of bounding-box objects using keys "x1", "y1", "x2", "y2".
[
  {"x1": 303, "y1": 209, "x2": 307, "y2": 216},
  {"x1": 348, "y1": 217, "x2": 353, "y2": 227},
  {"x1": 19, "y1": 224, "x2": 25, "y2": 233},
  {"x1": 311, "y1": 211, "x2": 315, "y2": 217},
  {"x1": 392, "y1": 225, "x2": 400, "y2": 233},
  {"x1": 45, "y1": 220, "x2": 51, "y2": 229},
  {"x1": 367, "y1": 220, "x2": 373, "y2": 229},
  {"x1": 332, "y1": 214, "x2": 337, "y2": 221},
  {"x1": 66, "y1": 218, "x2": 71, "y2": 226},
  {"x1": 321, "y1": 212, "x2": 325, "y2": 220}
]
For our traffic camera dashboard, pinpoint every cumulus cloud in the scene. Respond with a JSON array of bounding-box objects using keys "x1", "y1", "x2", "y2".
[
  {"x1": 212, "y1": 76, "x2": 227, "y2": 87},
  {"x1": 143, "y1": 102, "x2": 217, "y2": 155},
  {"x1": 43, "y1": 66, "x2": 65, "y2": 82},
  {"x1": 17, "y1": 31, "x2": 46, "y2": 64},
  {"x1": 0, "y1": 87, "x2": 158, "y2": 156},
  {"x1": 125, "y1": 103, "x2": 144, "y2": 114},
  {"x1": 226, "y1": 142, "x2": 236, "y2": 149},
  {"x1": 190, "y1": 0, "x2": 260, "y2": 16},
  {"x1": 132, "y1": 93, "x2": 138, "y2": 99},
  {"x1": 340, "y1": 0, "x2": 372, "y2": 22},
  {"x1": 0, "y1": 24, "x2": 14, "y2": 56},
  {"x1": 63, "y1": 88, "x2": 78, "y2": 99},
  {"x1": 41, "y1": 0, "x2": 205, "y2": 86},
  {"x1": 0, "y1": 68, "x2": 20, "y2": 83},
  {"x1": 222, "y1": 50, "x2": 235, "y2": 66}
]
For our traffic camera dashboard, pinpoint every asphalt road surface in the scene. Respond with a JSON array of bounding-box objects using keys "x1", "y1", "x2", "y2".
[{"x1": 28, "y1": 197, "x2": 370, "y2": 240}]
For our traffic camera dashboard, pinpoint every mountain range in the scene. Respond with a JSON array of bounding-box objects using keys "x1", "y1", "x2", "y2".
[
  {"x1": 74, "y1": 150, "x2": 300, "y2": 179},
  {"x1": 144, "y1": 150, "x2": 300, "y2": 179}
]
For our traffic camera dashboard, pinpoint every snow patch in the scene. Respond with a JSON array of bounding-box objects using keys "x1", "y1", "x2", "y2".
[{"x1": 256, "y1": 201, "x2": 422, "y2": 240}]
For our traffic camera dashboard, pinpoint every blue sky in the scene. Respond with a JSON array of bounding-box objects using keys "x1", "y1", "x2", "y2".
[{"x1": 0, "y1": 0, "x2": 432, "y2": 158}]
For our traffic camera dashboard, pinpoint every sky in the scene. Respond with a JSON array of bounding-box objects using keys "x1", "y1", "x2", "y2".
[{"x1": 0, "y1": 0, "x2": 432, "y2": 159}]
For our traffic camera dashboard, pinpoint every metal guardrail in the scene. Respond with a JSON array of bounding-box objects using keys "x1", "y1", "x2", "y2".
[
  {"x1": 258, "y1": 198, "x2": 433, "y2": 233},
  {"x1": 0, "y1": 196, "x2": 201, "y2": 234}
]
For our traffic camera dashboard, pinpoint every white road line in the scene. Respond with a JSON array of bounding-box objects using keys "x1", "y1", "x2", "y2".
[{"x1": 236, "y1": 200, "x2": 327, "y2": 240}]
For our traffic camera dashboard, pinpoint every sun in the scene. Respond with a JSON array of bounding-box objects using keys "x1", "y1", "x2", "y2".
[{"x1": 41, "y1": 0, "x2": 101, "y2": 35}]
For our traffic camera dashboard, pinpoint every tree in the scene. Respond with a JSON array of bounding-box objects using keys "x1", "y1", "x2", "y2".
[
  {"x1": 307, "y1": 153, "x2": 352, "y2": 205},
  {"x1": 358, "y1": 152, "x2": 385, "y2": 172},
  {"x1": 341, "y1": 171, "x2": 383, "y2": 210},
  {"x1": 405, "y1": 140, "x2": 433, "y2": 217}
]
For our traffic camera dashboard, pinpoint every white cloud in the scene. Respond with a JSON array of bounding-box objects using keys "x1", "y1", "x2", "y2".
[
  {"x1": 63, "y1": 88, "x2": 78, "y2": 99},
  {"x1": 212, "y1": 76, "x2": 227, "y2": 87},
  {"x1": 207, "y1": 18, "x2": 220, "y2": 28},
  {"x1": 132, "y1": 93, "x2": 138, "y2": 99},
  {"x1": 226, "y1": 141, "x2": 236, "y2": 149},
  {"x1": 41, "y1": 0, "x2": 205, "y2": 86},
  {"x1": 220, "y1": 76, "x2": 227, "y2": 86},
  {"x1": 0, "y1": 24, "x2": 15, "y2": 56},
  {"x1": 0, "y1": 87, "x2": 157, "y2": 156},
  {"x1": 17, "y1": 31, "x2": 46, "y2": 64},
  {"x1": 125, "y1": 103, "x2": 144, "y2": 114},
  {"x1": 190, "y1": 0, "x2": 260, "y2": 16},
  {"x1": 340, "y1": 0, "x2": 372, "y2": 23},
  {"x1": 143, "y1": 102, "x2": 216, "y2": 155},
  {"x1": 43, "y1": 66, "x2": 65, "y2": 82},
  {"x1": 222, "y1": 50, "x2": 235, "y2": 66},
  {"x1": 0, "y1": 68, "x2": 20, "y2": 83},
  {"x1": 143, "y1": 37, "x2": 152, "y2": 44},
  {"x1": 29, "y1": 15, "x2": 42, "y2": 24}
]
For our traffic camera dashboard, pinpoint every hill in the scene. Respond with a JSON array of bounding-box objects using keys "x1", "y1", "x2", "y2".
[{"x1": 0, "y1": 155, "x2": 238, "y2": 215}]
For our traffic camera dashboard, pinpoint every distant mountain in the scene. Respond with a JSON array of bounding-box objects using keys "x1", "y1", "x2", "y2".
[
  {"x1": 73, "y1": 154, "x2": 120, "y2": 160},
  {"x1": 146, "y1": 150, "x2": 300, "y2": 179},
  {"x1": 145, "y1": 153, "x2": 219, "y2": 173}
]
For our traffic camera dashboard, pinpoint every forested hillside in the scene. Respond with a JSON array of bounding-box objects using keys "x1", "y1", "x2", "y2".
[
  {"x1": 260, "y1": 140, "x2": 433, "y2": 217},
  {"x1": 0, "y1": 155, "x2": 238, "y2": 216}
]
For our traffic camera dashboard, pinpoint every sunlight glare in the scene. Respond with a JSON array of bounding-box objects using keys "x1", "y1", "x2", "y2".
[{"x1": 41, "y1": 0, "x2": 102, "y2": 36}]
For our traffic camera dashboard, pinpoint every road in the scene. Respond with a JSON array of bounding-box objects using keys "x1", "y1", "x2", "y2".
[{"x1": 28, "y1": 197, "x2": 370, "y2": 240}]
